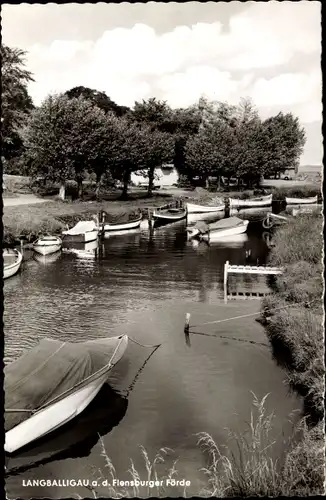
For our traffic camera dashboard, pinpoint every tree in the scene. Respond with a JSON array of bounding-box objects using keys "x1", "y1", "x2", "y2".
[
  {"x1": 1, "y1": 44, "x2": 34, "y2": 162},
  {"x1": 21, "y1": 94, "x2": 112, "y2": 200},
  {"x1": 260, "y1": 113, "x2": 306, "y2": 178},
  {"x1": 65, "y1": 86, "x2": 130, "y2": 117}
]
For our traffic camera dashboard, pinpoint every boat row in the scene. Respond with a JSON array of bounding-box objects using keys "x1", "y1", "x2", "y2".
[{"x1": 187, "y1": 193, "x2": 319, "y2": 213}]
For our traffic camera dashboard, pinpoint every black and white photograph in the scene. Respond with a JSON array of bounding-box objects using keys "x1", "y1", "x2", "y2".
[{"x1": 2, "y1": 1, "x2": 324, "y2": 498}]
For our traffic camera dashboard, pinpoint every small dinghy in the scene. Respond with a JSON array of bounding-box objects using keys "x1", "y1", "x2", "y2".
[
  {"x1": 62, "y1": 220, "x2": 98, "y2": 243},
  {"x1": 3, "y1": 249, "x2": 23, "y2": 279},
  {"x1": 152, "y1": 207, "x2": 187, "y2": 226},
  {"x1": 186, "y1": 202, "x2": 225, "y2": 214},
  {"x1": 5, "y1": 334, "x2": 128, "y2": 453},
  {"x1": 33, "y1": 235, "x2": 62, "y2": 256},
  {"x1": 229, "y1": 194, "x2": 272, "y2": 208},
  {"x1": 188, "y1": 216, "x2": 249, "y2": 242},
  {"x1": 285, "y1": 195, "x2": 318, "y2": 205}
]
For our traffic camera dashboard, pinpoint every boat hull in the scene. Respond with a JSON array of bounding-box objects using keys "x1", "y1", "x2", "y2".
[
  {"x1": 201, "y1": 220, "x2": 249, "y2": 242},
  {"x1": 152, "y1": 209, "x2": 187, "y2": 226},
  {"x1": 285, "y1": 195, "x2": 318, "y2": 205},
  {"x1": 5, "y1": 335, "x2": 128, "y2": 453},
  {"x1": 102, "y1": 217, "x2": 142, "y2": 232},
  {"x1": 186, "y1": 203, "x2": 225, "y2": 214},
  {"x1": 229, "y1": 195, "x2": 272, "y2": 208},
  {"x1": 3, "y1": 250, "x2": 23, "y2": 280},
  {"x1": 62, "y1": 230, "x2": 98, "y2": 243},
  {"x1": 33, "y1": 237, "x2": 62, "y2": 256}
]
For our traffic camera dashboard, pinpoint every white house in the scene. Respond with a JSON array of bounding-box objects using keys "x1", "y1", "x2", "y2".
[{"x1": 131, "y1": 164, "x2": 179, "y2": 188}]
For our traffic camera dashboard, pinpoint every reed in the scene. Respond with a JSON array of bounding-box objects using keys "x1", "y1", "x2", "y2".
[{"x1": 91, "y1": 394, "x2": 324, "y2": 498}]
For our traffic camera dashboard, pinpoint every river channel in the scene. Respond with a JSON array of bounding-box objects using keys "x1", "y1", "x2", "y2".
[{"x1": 4, "y1": 210, "x2": 301, "y2": 498}]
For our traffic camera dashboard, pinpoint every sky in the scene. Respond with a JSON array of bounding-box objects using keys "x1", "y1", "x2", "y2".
[{"x1": 2, "y1": 1, "x2": 322, "y2": 165}]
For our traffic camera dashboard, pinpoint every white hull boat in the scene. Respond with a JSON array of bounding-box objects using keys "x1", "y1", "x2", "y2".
[
  {"x1": 3, "y1": 249, "x2": 23, "y2": 279},
  {"x1": 187, "y1": 216, "x2": 249, "y2": 241},
  {"x1": 285, "y1": 195, "x2": 318, "y2": 205},
  {"x1": 62, "y1": 220, "x2": 99, "y2": 243},
  {"x1": 33, "y1": 236, "x2": 62, "y2": 256},
  {"x1": 186, "y1": 202, "x2": 225, "y2": 214},
  {"x1": 5, "y1": 335, "x2": 128, "y2": 453},
  {"x1": 229, "y1": 194, "x2": 272, "y2": 208},
  {"x1": 102, "y1": 216, "x2": 142, "y2": 232},
  {"x1": 201, "y1": 220, "x2": 249, "y2": 242}
]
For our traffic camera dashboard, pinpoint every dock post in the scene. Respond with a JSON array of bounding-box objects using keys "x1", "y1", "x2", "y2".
[
  {"x1": 184, "y1": 313, "x2": 191, "y2": 334},
  {"x1": 224, "y1": 261, "x2": 229, "y2": 304}
]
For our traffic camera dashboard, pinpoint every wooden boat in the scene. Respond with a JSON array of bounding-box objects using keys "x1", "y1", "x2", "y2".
[
  {"x1": 102, "y1": 216, "x2": 142, "y2": 232},
  {"x1": 33, "y1": 235, "x2": 62, "y2": 256},
  {"x1": 5, "y1": 335, "x2": 128, "y2": 453},
  {"x1": 152, "y1": 207, "x2": 187, "y2": 226},
  {"x1": 3, "y1": 249, "x2": 23, "y2": 280},
  {"x1": 285, "y1": 195, "x2": 318, "y2": 205},
  {"x1": 188, "y1": 216, "x2": 249, "y2": 241},
  {"x1": 62, "y1": 220, "x2": 98, "y2": 243},
  {"x1": 229, "y1": 194, "x2": 272, "y2": 208},
  {"x1": 186, "y1": 202, "x2": 225, "y2": 214}
]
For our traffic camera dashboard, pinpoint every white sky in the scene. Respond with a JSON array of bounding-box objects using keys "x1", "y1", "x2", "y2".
[{"x1": 2, "y1": 2, "x2": 322, "y2": 165}]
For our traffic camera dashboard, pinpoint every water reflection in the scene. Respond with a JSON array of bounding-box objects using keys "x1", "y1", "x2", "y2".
[
  {"x1": 33, "y1": 251, "x2": 62, "y2": 266},
  {"x1": 62, "y1": 239, "x2": 99, "y2": 259}
]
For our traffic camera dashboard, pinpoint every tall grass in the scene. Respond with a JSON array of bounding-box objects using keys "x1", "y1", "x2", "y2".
[{"x1": 86, "y1": 394, "x2": 324, "y2": 498}]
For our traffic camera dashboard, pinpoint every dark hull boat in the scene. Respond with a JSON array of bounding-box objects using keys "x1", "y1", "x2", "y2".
[{"x1": 152, "y1": 207, "x2": 187, "y2": 227}]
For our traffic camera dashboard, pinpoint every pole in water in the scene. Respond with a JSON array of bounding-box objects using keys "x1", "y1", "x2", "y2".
[{"x1": 184, "y1": 313, "x2": 191, "y2": 334}]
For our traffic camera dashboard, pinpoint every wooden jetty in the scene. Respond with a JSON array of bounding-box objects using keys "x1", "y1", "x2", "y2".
[{"x1": 223, "y1": 260, "x2": 283, "y2": 303}]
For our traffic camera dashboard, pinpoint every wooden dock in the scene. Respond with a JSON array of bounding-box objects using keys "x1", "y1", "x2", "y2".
[{"x1": 223, "y1": 260, "x2": 283, "y2": 303}]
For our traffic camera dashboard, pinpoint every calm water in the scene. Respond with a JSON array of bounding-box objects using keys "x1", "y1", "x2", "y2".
[{"x1": 4, "y1": 213, "x2": 301, "y2": 498}]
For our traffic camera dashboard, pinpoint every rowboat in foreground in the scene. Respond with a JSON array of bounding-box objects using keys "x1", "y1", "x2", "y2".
[
  {"x1": 62, "y1": 220, "x2": 98, "y2": 243},
  {"x1": 186, "y1": 202, "x2": 225, "y2": 214},
  {"x1": 229, "y1": 194, "x2": 273, "y2": 208},
  {"x1": 3, "y1": 249, "x2": 23, "y2": 279},
  {"x1": 5, "y1": 335, "x2": 128, "y2": 454},
  {"x1": 187, "y1": 216, "x2": 249, "y2": 241},
  {"x1": 152, "y1": 207, "x2": 187, "y2": 226},
  {"x1": 285, "y1": 195, "x2": 318, "y2": 205},
  {"x1": 33, "y1": 235, "x2": 62, "y2": 256}
]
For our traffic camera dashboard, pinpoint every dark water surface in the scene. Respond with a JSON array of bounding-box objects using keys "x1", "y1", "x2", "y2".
[{"x1": 4, "y1": 215, "x2": 301, "y2": 498}]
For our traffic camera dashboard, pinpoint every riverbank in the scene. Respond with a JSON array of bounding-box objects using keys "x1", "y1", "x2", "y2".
[
  {"x1": 259, "y1": 212, "x2": 324, "y2": 493},
  {"x1": 2, "y1": 177, "x2": 322, "y2": 245}
]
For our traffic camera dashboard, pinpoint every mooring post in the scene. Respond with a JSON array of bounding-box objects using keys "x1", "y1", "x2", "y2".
[
  {"x1": 184, "y1": 313, "x2": 191, "y2": 334},
  {"x1": 224, "y1": 260, "x2": 229, "y2": 304}
]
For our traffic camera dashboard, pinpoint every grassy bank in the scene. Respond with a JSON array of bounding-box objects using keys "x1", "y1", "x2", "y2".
[
  {"x1": 85, "y1": 395, "x2": 324, "y2": 498},
  {"x1": 258, "y1": 213, "x2": 324, "y2": 494}
]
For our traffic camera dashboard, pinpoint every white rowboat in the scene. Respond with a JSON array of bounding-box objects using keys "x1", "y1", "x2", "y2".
[
  {"x1": 62, "y1": 220, "x2": 98, "y2": 243},
  {"x1": 201, "y1": 220, "x2": 249, "y2": 242},
  {"x1": 3, "y1": 249, "x2": 23, "y2": 279},
  {"x1": 33, "y1": 236, "x2": 62, "y2": 256},
  {"x1": 101, "y1": 216, "x2": 142, "y2": 232},
  {"x1": 5, "y1": 335, "x2": 128, "y2": 453},
  {"x1": 285, "y1": 195, "x2": 318, "y2": 205},
  {"x1": 186, "y1": 203, "x2": 225, "y2": 214},
  {"x1": 229, "y1": 194, "x2": 272, "y2": 208}
]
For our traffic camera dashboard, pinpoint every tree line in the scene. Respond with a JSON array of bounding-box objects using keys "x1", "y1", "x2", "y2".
[{"x1": 1, "y1": 44, "x2": 306, "y2": 199}]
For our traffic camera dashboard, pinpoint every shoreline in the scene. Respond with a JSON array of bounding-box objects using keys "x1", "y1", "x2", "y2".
[{"x1": 2, "y1": 183, "x2": 321, "y2": 246}]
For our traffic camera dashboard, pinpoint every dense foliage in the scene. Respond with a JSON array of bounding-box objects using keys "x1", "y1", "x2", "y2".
[{"x1": 4, "y1": 44, "x2": 307, "y2": 198}]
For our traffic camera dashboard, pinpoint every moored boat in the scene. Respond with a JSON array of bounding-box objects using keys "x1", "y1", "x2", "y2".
[
  {"x1": 152, "y1": 207, "x2": 187, "y2": 226},
  {"x1": 229, "y1": 194, "x2": 272, "y2": 208},
  {"x1": 3, "y1": 249, "x2": 23, "y2": 279},
  {"x1": 5, "y1": 335, "x2": 128, "y2": 453},
  {"x1": 186, "y1": 202, "x2": 225, "y2": 214},
  {"x1": 33, "y1": 235, "x2": 62, "y2": 256},
  {"x1": 188, "y1": 216, "x2": 249, "y2": 241},
  {"x1": 285, "y1": 195, "x2": 318, "y2": 205},
  {"x1": 62, "y1": 220, "x2": 98, "y2": 243}
]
